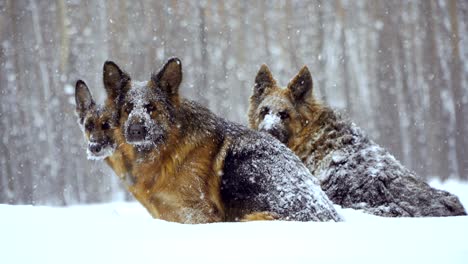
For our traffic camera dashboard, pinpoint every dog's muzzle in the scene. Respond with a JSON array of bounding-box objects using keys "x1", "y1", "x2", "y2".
[
  {"x1": 259, "y1": 114, "x2": 288, "y2": 144},
  {"x1": 89, "y1": 143, "x2": 102, "y2": 154},
  {"x1": 87, "y1": 141, "x2": 114, "y2": 160},
  {"x1": 126, "y1": 123, "x2": 148, "y2": 143}
]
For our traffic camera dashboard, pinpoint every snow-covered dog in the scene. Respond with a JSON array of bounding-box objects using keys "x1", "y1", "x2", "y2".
[
  {"x1": 103, "y1": 58, "x2": 341, "y2": 223},
  {"x1": 248, "y1": 64, "x2": 466, "y2": 217},
  {"x1": 75, "y1": 80, "x2": 118, "y2": 161},
  {"x1": 75, "y1": 78, "x2": 137, "y2": 184}
]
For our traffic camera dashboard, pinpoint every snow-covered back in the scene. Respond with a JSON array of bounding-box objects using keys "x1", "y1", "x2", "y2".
[
  {"x1": 298, "y1": 107, "x2": 466, "y2": 217},
  {"x1": 221, "y1": 119, "x2": 340, "y2": 221}
]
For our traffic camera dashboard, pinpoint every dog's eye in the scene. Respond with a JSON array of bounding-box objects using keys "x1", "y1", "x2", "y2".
[
  {"x1": 279, "y1": 111, "x2": 289, "y2": 120},
  {"x1": 102, "y1": 122, "x2": 110, "y2": 130},
  {"x1": 85, "y1": 121, "x2": 94, "y2": 131},
  {"x1": 144, "y1": 104, "x2": 155, "y2": 112},
  {"x1": 125, "y1": 103, "x2": 134, "y2": 114},
  {"x1": 260, "y1": 107, "x2": 269, "y2": 116}
]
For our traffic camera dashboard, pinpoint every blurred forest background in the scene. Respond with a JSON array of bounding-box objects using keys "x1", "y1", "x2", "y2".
[{"x1": 0, "y1": 0, "x2": 467, "y2": 205}]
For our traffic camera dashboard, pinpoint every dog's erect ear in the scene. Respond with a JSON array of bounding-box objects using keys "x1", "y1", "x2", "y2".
[
  {"x1": 75, "y1": 80, "x2": 95, "y2": 123},
  {"x1": 103, "y1": 61, "x2": 130, "y2": 101},
  {"x1": 287, "y1": 66, "x2": 313, "y2": 103},
  {"x1": 152, "y1": 57, "x2": 182, "y2": 97},
  {"x1": 253, "y1": 64, "x2": 276, "y2": 97}
]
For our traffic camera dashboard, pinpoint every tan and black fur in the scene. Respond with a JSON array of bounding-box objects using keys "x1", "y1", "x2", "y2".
[{"x1": 248, "y1": 64, "x2": 466, "y2": 217}]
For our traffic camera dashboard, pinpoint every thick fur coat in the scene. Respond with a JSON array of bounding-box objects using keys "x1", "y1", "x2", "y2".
[{"x1": 248, "y1": 64, "x2": 466, "y2": 217}]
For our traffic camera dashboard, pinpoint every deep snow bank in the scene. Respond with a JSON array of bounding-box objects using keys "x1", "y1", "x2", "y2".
[{"x1": 0, "y1": 179, "x2": 467, "y2": 264}]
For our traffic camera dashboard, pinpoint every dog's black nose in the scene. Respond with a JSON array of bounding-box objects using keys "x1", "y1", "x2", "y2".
[
  {"x1": 90, "y1": 144, "x2": 102, "y2": 154},
  {"x1": 128, "y1": 124, "x2": 147, "y2": 141}
]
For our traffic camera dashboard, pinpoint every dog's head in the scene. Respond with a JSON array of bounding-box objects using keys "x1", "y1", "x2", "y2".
[
  {"x1": 75, "y1": 80, "x2": 117, "y2": 160},
  {"x1": 248, "y1": 64, "x2": 315, "y2": 144},
  {"x1": 104, "y1": 58, "x2": 182, "y2": 150}
]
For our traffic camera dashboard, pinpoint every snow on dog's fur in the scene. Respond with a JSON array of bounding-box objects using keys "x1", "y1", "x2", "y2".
[
  {"x1": 248, "y1": 64, "x2": 466, "y2": 217},
  {"x1": 75, "y1": 80, "x2": 117, "y2": 161}
]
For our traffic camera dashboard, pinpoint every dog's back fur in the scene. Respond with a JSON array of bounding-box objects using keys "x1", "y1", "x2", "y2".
[{"x1": 248, "y1": 64, "x2": 466, "y2": 217}]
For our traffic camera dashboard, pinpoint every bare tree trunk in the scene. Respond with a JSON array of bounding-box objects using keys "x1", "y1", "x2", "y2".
[
  {"x1": 422, "y1": 1, "x2": 453, "y2": 180},
  {"x1": 285, "y1": 0, "x2": 300, "y2": 69},
  {"x1": 448, "y1": 0, "x2": 467, "y2": 179},
  {"x1": 197, "y1": 4, "x2": 209, "y2": 106},
  {"x1": 336, "y1": 0, "x2": 352, "y2": 116},
  {"x1": 373, "y1": 1, "x2": 404, "y2": 162}
]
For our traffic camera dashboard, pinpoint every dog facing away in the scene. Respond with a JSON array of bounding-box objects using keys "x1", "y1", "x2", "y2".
[
  {"x1": 102, "y1": 58, "x2": 341, "y2": 223},
  {"x1": 248, "y1": 64, "x2": 466, "y2": 217}
]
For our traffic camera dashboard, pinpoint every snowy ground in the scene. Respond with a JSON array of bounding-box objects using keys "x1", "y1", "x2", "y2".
[{"x1": 1, "y1": 179, "x2": 468, "y2": 264}]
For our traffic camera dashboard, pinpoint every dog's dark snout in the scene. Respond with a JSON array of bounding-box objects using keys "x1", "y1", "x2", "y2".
[
  {"x1": 129, "y1": 124, "x2": 146, "y2": 135},
  {"x1": 128, "y1": 123, "x2": 147, "y2": 141},
  {"x1": 90, "y1": 144, "x2": 102, "y2": 154}
]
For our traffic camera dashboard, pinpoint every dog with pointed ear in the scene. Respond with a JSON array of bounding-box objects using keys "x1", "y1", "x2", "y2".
[
  {"x1": 248, "y1": 64, "x2": 316, "y2": 144},
  {"x1": 113, "y1": 58, "x2": 182, "y2": 149},
  {"x1": 251, "y1": 64, "x2": 277, "y2": 102},
  {"x1": 102, "y1": 61, "x2": 131, "y2": 108},
  {"x1": 151, "y1": 57, "x2": 183, "y2": 104},
  {"x1": 75, "y1": 80, "x2": 96, "y2": 126},
  {"x1": 74, "y1": 80, "x2": 118, "y2": 160},
  {"x1": 287, "y1": 66, "x2": 314, "y2": 105},
  {"x1": 248, "y1": 63, "x2": 467, "y2": 218}
]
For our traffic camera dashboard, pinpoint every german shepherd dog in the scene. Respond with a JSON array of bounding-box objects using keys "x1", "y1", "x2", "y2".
[
  {"x1": 75, "y1": 70, "x2": 161, "y2": 216},
  {"x1": 248, "y1": 64, "x2": 466, "y2": 217},
  {"x1": 100, "y1": 58, "x2": 341, "y2": 223},
  {"x1": 75, "y1": 79, "x2": 135, "y2": 181}
]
